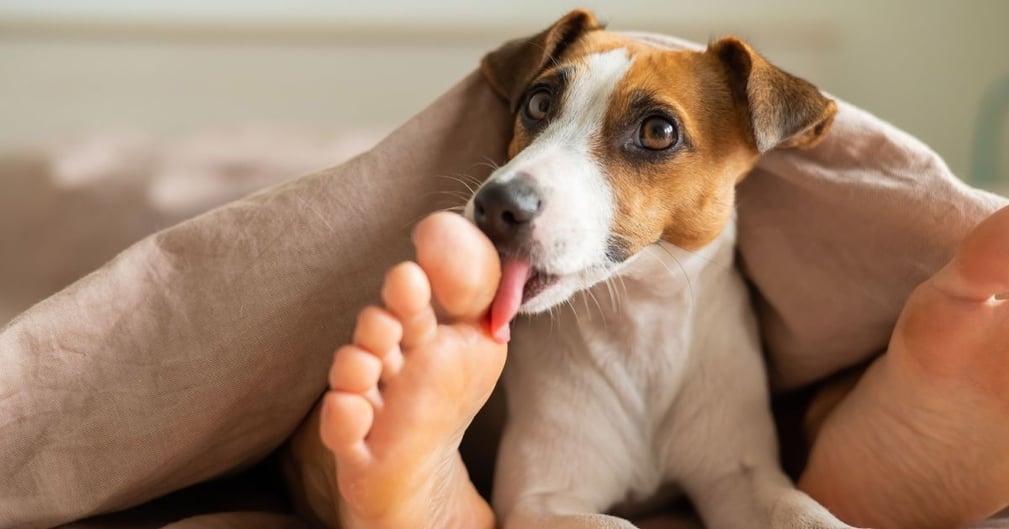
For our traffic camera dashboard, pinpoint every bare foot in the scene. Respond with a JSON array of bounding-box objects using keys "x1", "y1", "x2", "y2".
[
  {"x1": 800, "y1": 205, "x2": 1009, "y2": 528},
  {"x1": 320, "y1": 212, "x2": 505, "y2": 529}
]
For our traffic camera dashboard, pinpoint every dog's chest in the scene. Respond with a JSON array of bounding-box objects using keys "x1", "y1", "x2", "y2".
[
  {"x1": 570, "y1": 268, "x2": 697, "y2": 412},
  {"x1": 510, "y1": 229, "x2": 739, "y2": 422},
  {"x1": 507, "y1": 232, "x2": 743, "y2": 506}
]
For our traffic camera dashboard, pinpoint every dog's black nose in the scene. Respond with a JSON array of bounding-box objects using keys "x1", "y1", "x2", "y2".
[{"x1": 473, "y1": 174, "x2": 543, "y2": 247}]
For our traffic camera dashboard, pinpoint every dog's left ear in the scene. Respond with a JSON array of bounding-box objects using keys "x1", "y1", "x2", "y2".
[
  {"x1": 482, "y1": 9, "x2": 602, "y2": 111},
  {"x1": 709, "y1": 37, "x2": 838, "y2": 152}
]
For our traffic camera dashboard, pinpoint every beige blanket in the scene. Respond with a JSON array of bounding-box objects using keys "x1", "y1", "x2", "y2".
[{"x1": 1, "y1": 32, "x2": 1006, "y2": 528}]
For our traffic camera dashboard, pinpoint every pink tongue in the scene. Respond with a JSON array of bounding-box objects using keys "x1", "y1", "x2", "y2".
[{"x1": 489, "y1": 258, "x2": 532, "y2": 343}]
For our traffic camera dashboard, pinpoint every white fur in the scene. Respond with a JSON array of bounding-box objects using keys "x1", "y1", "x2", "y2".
[
  {"x1": 478, "y1": 50, "x2": 857, "y2": 529},
  {"x1": 466, "y1": 49, "x2": 632, "y2": 314}
]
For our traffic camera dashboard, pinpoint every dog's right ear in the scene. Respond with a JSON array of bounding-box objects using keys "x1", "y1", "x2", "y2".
[{"x1": 482, "y1": 9, "x2": 601, "y2": 111}]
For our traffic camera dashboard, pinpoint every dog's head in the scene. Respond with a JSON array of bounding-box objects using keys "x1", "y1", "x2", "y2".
[{"x1": 467, "y1": 9, "x2": 837, "y2": 327}]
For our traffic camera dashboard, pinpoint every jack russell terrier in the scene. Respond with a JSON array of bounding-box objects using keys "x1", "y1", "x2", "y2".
[{"x1": 466, "y1": 10, "x2": 854, "y2": 529}]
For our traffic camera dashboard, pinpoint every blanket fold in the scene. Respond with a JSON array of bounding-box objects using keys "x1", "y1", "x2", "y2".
[{"x1": 0, "y1": 32, "x2": 1004, "y2": 529}]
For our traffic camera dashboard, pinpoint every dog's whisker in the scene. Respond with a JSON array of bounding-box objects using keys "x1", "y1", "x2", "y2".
[
  {"x1": 475, "y1": 158, "x2": 503, "y2": 173},
  {"x1": 618, "y1": 275, "x2": 630, "y2": 307},
  {"x1": 603, "y1": 273, "x2": 619, "y2": 311},
  {"x1": 434, "y1": 173, "x2": 480, "y2": 195},
  {"x1": 452, "y1": 171, "x2": 486, "y2": 188},
  {"x1": 445, "y1": 171, "x2": 484, "y2": 183},
  {"x1": 615, "y1": 276, "x2": 627, "y2": 313},
  {"x1": 654, "y1": 245, "x2": 695, "y2": 304},
  {"x1": 566, "y1": 298, "x2": 581, "y2": 329},
  {"x1": 444, "y1": 172, "x2": 481, "y2": 188},
  {"x1": 616, "y1": 284, "x2": 625, "y2": 312},
  {"x1": 424, "y1": 190, "x2": 471, "y2": 201},
  {"x1": 578, "y1": 291, "x2": 593, "y2": 323},
  {"x1": 402, "y1": 202, "x2": 468, "y2": 232},
  {"x1": 652, "y1": 239, "x2": 717, "y2": 265},
  {"x1": 584, "y1": 287, "x2": 608, "y2": 330},
  {"x1": 418, "y1": 190, "x2": 470, "y2": 210}
]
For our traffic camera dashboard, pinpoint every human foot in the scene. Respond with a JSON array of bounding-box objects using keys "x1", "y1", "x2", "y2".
[
  {"x1": 800, "y1": 205, "x2": 1009, "y2": 528},
  {"x1": 320, "y1": 212, "x2": 505, "y2": 529}
]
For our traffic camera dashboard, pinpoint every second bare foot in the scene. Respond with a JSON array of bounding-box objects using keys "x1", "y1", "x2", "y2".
[{"x1": 801, "y1": 205, "x2": 1009, "y2": 528}]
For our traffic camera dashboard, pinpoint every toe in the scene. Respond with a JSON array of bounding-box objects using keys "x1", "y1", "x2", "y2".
[
  {"x1": 413, "y1": 212, "x2": 501, "y2": 322},
  {"x1": 935, "y1": 205, "x2": 1009, "y2": 301},
  {"x1": 353, "y1": 306, "x2": 403, "y2": 356},
  {"x1": 320, "y1": 391, "x2": 372, "y2": 466},
  {"x1": 353, "y1": 306, "x2": 405, "y2": 377},
  {"x1": 382, "y1": 261, "x2": 438, "y2": 348},
  {"x1": 329, "y1": 345, "x2": 383, "y2": 393}
]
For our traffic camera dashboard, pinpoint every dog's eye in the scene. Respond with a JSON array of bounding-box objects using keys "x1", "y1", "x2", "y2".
[
  {"x1": 524, "y1": 89, "x2": 552, "y2": 121},
  {"x1": 638, "y1": 117, "x2": 678, "y2": 150}
]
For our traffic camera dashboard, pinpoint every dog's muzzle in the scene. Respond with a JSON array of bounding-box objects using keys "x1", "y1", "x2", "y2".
[{"x1": 473, "y1": 173, "x2": 543, "y2": 254}]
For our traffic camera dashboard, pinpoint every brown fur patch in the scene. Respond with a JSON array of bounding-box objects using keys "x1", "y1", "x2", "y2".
[
  {"x1": 494, "y1": 17, "x2": 836, "y2": 256},
  {"x1": 506, "y1": 32, "x2": 761, "y2": 253},
  {"x1": 596, "y1": 42, "x2": 760, "y2": 252}
]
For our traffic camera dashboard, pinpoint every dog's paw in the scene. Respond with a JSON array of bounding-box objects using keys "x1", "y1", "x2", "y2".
[
  {"x1": 505, "y1": 512, "x2": 639, "y2": 529},
  {"x1": 770, "y1": 491, "x2": 859, "y2": 529}
]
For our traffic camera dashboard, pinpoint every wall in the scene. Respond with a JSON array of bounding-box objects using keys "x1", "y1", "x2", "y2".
[{"x1": 1, "y1": 0, "x2": 1007, "y2": 182}]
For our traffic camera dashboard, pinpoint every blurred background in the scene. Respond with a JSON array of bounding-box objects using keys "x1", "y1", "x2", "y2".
[
  {"x1": 1, "y1": 0, "x2": 1008, "y2": 321},
  {"x1": 1, "y1": 0, "x2": 1008, "y2": 184}
]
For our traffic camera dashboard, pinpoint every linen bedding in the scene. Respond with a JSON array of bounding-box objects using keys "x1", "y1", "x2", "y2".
[{"x1": 1, "y1": 32, "x2": 1005, "y2": 529}]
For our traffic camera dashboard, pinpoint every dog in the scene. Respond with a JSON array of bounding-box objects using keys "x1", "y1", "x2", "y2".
[{"x1": 466, "y1": 10, "x2": 854, "y2": 529}]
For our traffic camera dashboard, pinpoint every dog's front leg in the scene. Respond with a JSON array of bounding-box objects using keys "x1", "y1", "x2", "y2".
[
  {"x1": 505, "y1": 510, "x2": 639, "y2": 529},
  {"x1": 662, "y1": 341, "x2": 855, "y2": 529},
  {"x1": 493, "y1": 415, "x2": 641, "y2": 529},
  {"x1": 492, "y1": 343, "x2": 642, "y2": 529}
]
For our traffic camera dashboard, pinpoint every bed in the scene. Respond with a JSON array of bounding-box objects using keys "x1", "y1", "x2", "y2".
[{"x1": 2, "y1": 32, "x2": 1007, "y2": 529}]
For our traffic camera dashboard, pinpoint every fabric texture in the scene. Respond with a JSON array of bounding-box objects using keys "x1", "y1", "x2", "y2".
[
  {"x1": 739, "y1": 100, "x2": 1004, "y2": 389},
  {"x1": 0, "y1": 32, "x2": 1005, "y2": 528}
]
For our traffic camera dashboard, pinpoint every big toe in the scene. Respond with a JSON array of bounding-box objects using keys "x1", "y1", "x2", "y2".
[
  {"x1": 413, "y1": 212, "x2": 501, "y2": 321},
  {"x1": 936, "y1": 204, "x2": 1009, "y2": 300}
]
